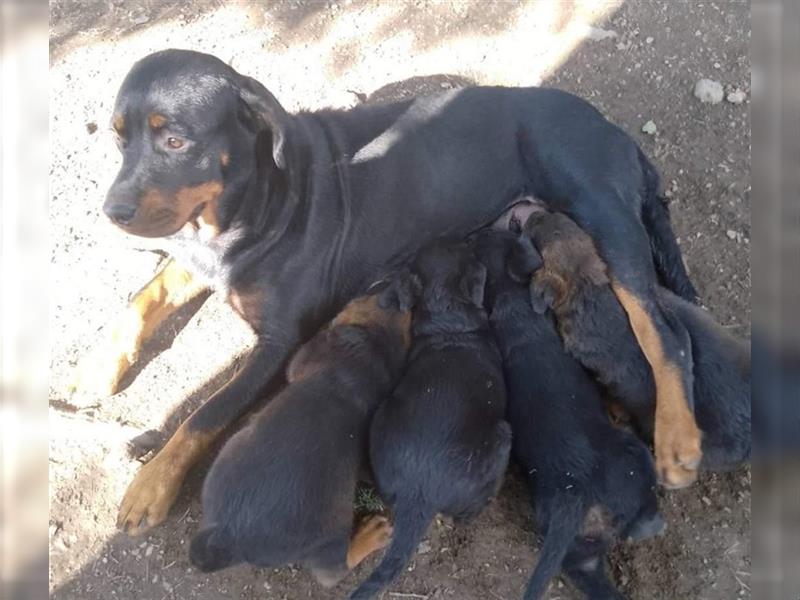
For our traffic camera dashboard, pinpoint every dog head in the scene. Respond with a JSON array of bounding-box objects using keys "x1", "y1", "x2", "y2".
[
  {"x1": 471, "y1": 229, "x2": 542, "y2": 310},
  {"x1": 407, "y1": 239, "x2": 491, "y2": 332},
  {"x1": 523, "y1": 210, "x2": 609, "y2": 313},
  {"x1": 287, "y1": 270, "x2": 420, "y2": 383},
  {"x1": 103, "y1": 49, "x2": 291, "y2": 238}
]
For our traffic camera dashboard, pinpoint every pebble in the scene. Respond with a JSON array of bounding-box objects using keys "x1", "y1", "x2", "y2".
[
  {"x1": 694, "y1": 79, "x2": 724, "y2": 104},
  {"x1": 586, "y1": 26, "x2": 618, "y2": 41},
  {"x1": 418, "y1": 540, "x2": 432, "y2": 554},
  {"x1": 727, "y1": 89, "x2": 747, "y2": 104},
  {"x1": 641, "y1": 120, "x2": 658, "y2": 135},
  {"x1": 726, "y1": 229, "x2": 739, "y2": 240}
]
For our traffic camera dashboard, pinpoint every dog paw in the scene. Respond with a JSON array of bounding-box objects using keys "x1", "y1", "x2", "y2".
[
  {"x1": 655, "y1": 414, "x2": 702, "y2": 490},
  {"x1": 358, "y1": 515, "x2": 394, "y2": 550},
  {"x1": 117, "y1": 452, "x2": 183, "y2": 536},
  {"x1": 67, "y1": 347, "x2": 134, "y2": 403}
]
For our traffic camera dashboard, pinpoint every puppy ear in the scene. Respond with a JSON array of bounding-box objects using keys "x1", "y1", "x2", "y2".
[
  {"x1": 507, "y1": 234, "x2": 543, "y2": 283},
  {"x1": 378, "y1": 269, "x2": 422, "y2": 312},
  {"x1": 236, "y1": 74, "x2": 291, "y2": 170},
  {"x1": 460, "y1": 261, "x2": 488, "y2": 307},
  {"x1": 529, "y1": 272, "x2": 561, "y2": 314}
]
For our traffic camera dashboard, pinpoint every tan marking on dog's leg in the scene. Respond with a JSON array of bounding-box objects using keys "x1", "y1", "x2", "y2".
[
  {"x1": 69, "y1": 259, "x2": 208, "y2": 399},
  {"x1": 612, "y1": 282, "x2": 702, "y2": 489},
  {"x1": 346, "y1": 515, "x2": 394, "y2": 569},
  {"x1": 117, "y1": 423, "x2": 220, "y2": 536}
]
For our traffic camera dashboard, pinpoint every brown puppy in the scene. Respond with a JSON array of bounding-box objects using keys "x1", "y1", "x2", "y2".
[
  {"x1": 524, "y1": 211, "x2": 751, "y2": 476},
  {"x1": 189, "y1": 271, "x2": 419, "y2": 587}
]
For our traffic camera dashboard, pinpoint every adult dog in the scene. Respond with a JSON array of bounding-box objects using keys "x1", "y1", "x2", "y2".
[{"x1": 74, "y1": 49, "x2": 701, "y2": 535}]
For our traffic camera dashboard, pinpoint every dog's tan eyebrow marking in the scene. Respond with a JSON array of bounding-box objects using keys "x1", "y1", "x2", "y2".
[
  {"x1": 112, "y1": 113, "x2": 125, "y2": 134},
  {"x1": 148, "y1": 113, "x2": 167, "y2": 129}
]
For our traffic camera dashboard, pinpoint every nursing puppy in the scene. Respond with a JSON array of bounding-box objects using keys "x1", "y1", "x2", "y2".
[
  {"x1": 525, "y1": 211, "x2": 751, "y2": 472},
  {"x1": 473, "y1": 229, "x2": 663, "y2": 600},
  {"x1": 350, "y1": 240, "x2": 511, "y2": 600},
  {"x1": 189, "y1": 272, "x2": 419, "y2": 587}
]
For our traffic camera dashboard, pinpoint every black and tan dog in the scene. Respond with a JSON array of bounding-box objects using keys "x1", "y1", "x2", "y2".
[
  {"x1": 349, "y1": 240, "x2": 511, "y2": 600},
  {"x1": 78, "y1": 49, "x2": 703, "y2": 535},
  {"x1": 473, "y1": 229, "x2": 663, "y2": 600},
  {"x1": 189, "y1": 272, "x2": 418, "y2": 585},
  {"x1": 525, "y1": 210, "x2": 751, "y2": 473}
]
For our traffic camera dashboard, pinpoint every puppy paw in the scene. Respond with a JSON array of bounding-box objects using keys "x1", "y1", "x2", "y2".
[
  {"x1": 347, "y1": 515, "x2": 394, "y2": 568},
  {"x1": 117, "y1": 452, "x2": 184, "y2": 536},
  {"x1": 358, "y1": 515, "x2": 394, "y2": 550},
  {"x1": 655, "y1": 411, "x2": 702, "y2": 489}
]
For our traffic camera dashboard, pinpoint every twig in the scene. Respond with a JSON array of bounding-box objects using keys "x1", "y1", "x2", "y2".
[{"x1": 177, "y1": 506, "x2": 191, "y2": 523}]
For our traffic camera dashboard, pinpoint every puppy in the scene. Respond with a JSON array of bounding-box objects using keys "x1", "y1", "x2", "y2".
[
  {"x1": 189, "y1": 272, "x2": 419, "y2": 587},
  {"x1": 524, "y1": 210, "x2": 750, "y2": 472},
  {"x1": 349, "y1": 240, "x2": 511, "y2": 600},
  {"x1": 473, "y1": 229, "x2": 663, "y2": 600}
]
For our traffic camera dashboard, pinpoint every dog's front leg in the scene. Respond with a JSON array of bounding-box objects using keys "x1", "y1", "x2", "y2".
[
  {"x1": 69, "y1": 259, "x2": 209, "y2": 400},
  {"x1": 117, "y1": 339, "x2": 291, "y2": 535}
]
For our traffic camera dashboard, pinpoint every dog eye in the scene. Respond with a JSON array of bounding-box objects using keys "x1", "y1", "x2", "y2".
[{"x1": 166, "y1": 136, "x2": 184, "y2": 149}]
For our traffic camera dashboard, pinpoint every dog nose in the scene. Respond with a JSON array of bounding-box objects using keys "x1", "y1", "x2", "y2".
[{"x1": 104, "y1": 202, "x2": 137, "y2": 225}]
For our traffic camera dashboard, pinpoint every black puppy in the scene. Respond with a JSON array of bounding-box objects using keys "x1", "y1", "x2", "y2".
[
  {"x1": 473, "y1": 229, "x2": 663, "y2": 600},
  {"x1": 190, "y1": 274, "x2": 418, "y2": 586},
  {"x1": 525, "y1": 211, "x2": 751, "y2": 472},
  {"x1": 349, "y1": 240, "x2": 511, "y2": 600}
]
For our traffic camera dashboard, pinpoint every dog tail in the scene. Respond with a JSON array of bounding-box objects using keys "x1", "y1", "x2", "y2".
[
  {"x1": 638, "y1": 147, "x2": 700, "y2": 303},
  {"x1": 524, "y1": 495, "x2": 585, "y2": 600},
  {"x1": 349, "y1": 502, "x2": 434, "y2": 600},
  {"x1": 189, "y1": 524, "x2": 236, "y2": 573}
]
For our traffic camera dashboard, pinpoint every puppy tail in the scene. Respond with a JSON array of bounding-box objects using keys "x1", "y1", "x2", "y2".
[
  {"x1": 349, "y1": 502, "x2": 433, "y2": 600},
  {"x1": 638, "y1": 147, "x2": 700, "y2": 304},
  {"x1": 524, "y1": 496, "x2": 585, "y2": 600},
  {"x1": 189, "y1": 525, "x2": 235, "y2": 573}
]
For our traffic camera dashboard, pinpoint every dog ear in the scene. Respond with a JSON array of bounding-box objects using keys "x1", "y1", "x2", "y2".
[
  {"x1": 528, "y1": 272, "x2": 562, "y2": 314},
  {"x1": 378, "y1": 269, "x2": 422, "y2": 312},
  {"x1": 460, "y1": 261, "x2": 488, "y2": 307},
  {"x1": 236, "y1": 74, "x2": 291, "y2": 170},
  {"x1": 507, "y1": 234, "x2": 543, "y2": 283}
]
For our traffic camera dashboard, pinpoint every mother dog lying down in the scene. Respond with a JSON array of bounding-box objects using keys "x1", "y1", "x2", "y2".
[{"x1": 87, "y1": 49, "x2": 704, "y2": 535}]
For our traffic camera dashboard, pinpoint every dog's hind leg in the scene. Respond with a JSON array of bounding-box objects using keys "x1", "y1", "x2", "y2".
[
  {"x1": 69, "y1": 259, "x2": 209, "y2": 399},
  {"x1": 556, "y1": 193, "x2": 701, "y2": 489}
]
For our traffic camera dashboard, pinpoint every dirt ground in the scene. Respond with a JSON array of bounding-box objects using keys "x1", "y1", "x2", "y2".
[{"x1": 48, "y1": 1, "x2": 750, "y2": 599}]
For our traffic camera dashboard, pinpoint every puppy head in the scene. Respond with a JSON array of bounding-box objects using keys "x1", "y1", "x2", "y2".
[
  {"x1": 411, "y1": 239, "x2": 488, "y2": 314},
  {"x1": 331, "y1": 269, "x2": 420, "y2": 345},
  {"x1": 103, "y1": 49, "x2": 290, "y2": 238},
  {"x1": 523, "y1": 211, "x2": 609, "y2": 313},
  {"x1": 471, "y1": 229, "x2": 543, "y2": 308},
  {"x1": 288, "y1": 274, "x2": 419, "y2": 383}
]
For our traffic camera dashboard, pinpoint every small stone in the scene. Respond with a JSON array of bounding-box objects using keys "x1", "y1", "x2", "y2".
[
  {"x1": 646, "y1": 36, "x2": 654, "y2": 44},
  {"x1": 586, "y1": 26, "x2": 618, "y2": 41},
  {"x1": 131, "y1": 13, "x2": 150, "y2": 25},
  {"x1": 727, "y1": 89, "x2": 747, "y2": 104},
  {"x1": 641, "y1": 120, "x2": 657, "y2": 135},
  {"x1": 702, "y1": 495, "x2": 713, "y2": 505},
  {"x1": 440, "y1": 81, "x2": 452, "y2": 89},
  {"x1": 85, "y1": 122, "x2": 97, "y2": 134},
  {"x1": 694, "y1": 79, "x2": 724, "y2": 104},
  {"x1": 726, "y1": 230, "x2": 738, "y2": 240},
  {"x1": 418, "y1": 540, "x2": 432, "y2": 554}
]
